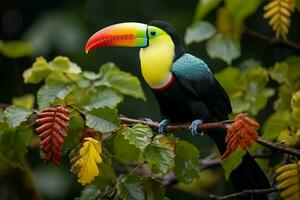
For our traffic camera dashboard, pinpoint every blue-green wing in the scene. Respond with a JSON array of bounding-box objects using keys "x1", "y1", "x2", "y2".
[{"x1": 172, "y1": 54, "x2": 232, "y2": 120}]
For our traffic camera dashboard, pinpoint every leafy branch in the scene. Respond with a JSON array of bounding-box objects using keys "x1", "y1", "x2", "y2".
[
  {"x1": 1, "y1": 101, "x2": 299, "y2": 157},
  {"x1": 120, "y1": 115, "x2": 300, "y2": 157},
  {"x1": 1, "y1": 54, "x2": 300, "y2": 199}
]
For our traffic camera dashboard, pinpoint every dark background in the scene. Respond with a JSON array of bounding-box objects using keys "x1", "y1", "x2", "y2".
[{"x1": 0, "y1": 0, "x2": 299, "y2": 199}]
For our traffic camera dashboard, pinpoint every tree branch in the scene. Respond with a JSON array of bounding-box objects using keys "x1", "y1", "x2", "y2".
[
  {"x1": 209, "y1": 187, "x2": 278, "y2": 200},
  {"x1": 244, "y1": 27, "x2": 300, "y2": 51},
  {"x1": 120, "y1": 116, "x2": 233, "y2": 132},
  {"x1": 120, "y1": 116, "x2": 300, "y2": 157},
  {"x1": 1, "y1": 102, "x2": 299, "y2": 157},
  {"x1": 256, "y1": 138, "x2": 300, "y2": 157}
]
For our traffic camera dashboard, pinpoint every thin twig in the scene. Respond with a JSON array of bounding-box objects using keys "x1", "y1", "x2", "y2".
[
  {"x1": 115, "y1": 151, "x2": 274, "y2": 188},
  {"x1": 244, "y1": 27, "x2": 300, "y2": 51},
  {"x1": 209, "y1": 187, "x2": 278, "y2": 200},
  {"x1": 257, "y1": 138, "x2": 300, "y2": 157},
  {"x1": 120, "y1": 116, "x2": 300, "y2": 157}
]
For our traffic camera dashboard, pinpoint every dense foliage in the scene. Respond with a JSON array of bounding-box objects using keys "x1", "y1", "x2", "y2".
[{"x1": 0, "y1": 0, "x2": 300, "y2": 199}]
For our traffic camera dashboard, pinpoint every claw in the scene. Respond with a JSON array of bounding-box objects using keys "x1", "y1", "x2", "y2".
[
  {"x1": 158, "y1": 119, "x2": 171, "y2": 135},
  {"x1": 188, "y1": 119, "x2": 203, "y2": 136}
]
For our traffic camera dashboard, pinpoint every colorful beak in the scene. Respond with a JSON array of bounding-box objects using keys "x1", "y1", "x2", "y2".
[{"x1": 85, "y1": 22, "x2": 148, "y2": 53}]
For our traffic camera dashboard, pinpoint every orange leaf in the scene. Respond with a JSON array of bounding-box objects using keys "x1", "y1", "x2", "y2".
[{"x1": 221, "y1": 114, "x2": 259, "y2": 160}]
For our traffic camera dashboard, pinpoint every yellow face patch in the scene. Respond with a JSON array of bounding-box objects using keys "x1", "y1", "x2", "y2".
[{"x1": 139, "y1": 26, "x2": 175, "y2": 89}]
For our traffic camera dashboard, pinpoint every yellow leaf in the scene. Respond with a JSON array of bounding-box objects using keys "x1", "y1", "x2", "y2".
[
  {"x1": 216, "y1": 7, "x2": 241, "y2": 39},
  {"x1": 263, "y1": 0, "x2": 295, "y2": 40},
  {"x1": 276, "y1": 161, "x2": 300, "y2": 200},
  {"x1": 72, "y1": 137, "x2": 102, "y2": 185}
]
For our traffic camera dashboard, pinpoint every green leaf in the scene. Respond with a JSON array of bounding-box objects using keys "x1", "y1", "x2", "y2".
[
  {"x1": 193, "y1": 0, "x2": 222, "y2": 21},
  {"x1": 98, "y1": 63, "x2": 146, "y2": 100},
  {"x1": 291, "y1": 91, "x2": 300, "y2": 124},
  {"x1": 117, "y1": 175, "x2": 145, "y2": 200},
  {"x1": 144, "y1": 178, "x2": 165, "y2": 200},
  {"x1": 215, "y1": 67, "x2": 242, "y2": 94},
  {"x1": 93, "y1": 161, "x2": 117, "y2": 189},
  {"x1": 291, "y1": 110, "x2": 300, "y2": 126},
  {"x1": 63, "y1": 112, "x2": 85, "y2": 154},
  {"x1": 77, "y1": 78, "x2": 91, "y2": 89},
  {"x1": 277, "y1": 129, "x2": 298, "y2": 147},
  {"x1": 231, "y1": 98, "x2": 251, "y2": 114},
  {"x1": 206, "y1": 34, "x2": 240, "y2": 65},
  {"x1": 4, "y1": 106, "x2": 32, "y2": 128},
  {"x1": 296, "y1": 0, "x2": 300, "y2": 11},
  {"x1": 285, "y1": 56, "x2": 300, "y2": 84},
  {"x1": 225, "y1": 0, "x2": 261, "y2": 24},
  {"x1": 122, "y1": 124, "x2": 153, "y2": 151},
  {"x1": 0, "y1": 41, "x2": 33, "y2": 58},
  {"x1": 86, "y1": 107, "x2": 120, "y2": 133},
  {"x1": 269, "y1": 62, "x2": 290, "y2": 85},
  {"x1": 37, "y1": 84, "x2": 73, "y2": 109},
  {"x1": 250, "y1": 89, "x2": 275, "y2": 115},
  {"x1": 240, "y1": 59, "x2": 262, "y2": 70},
  {"x1": 12, "y1": 94, "x2": 35, "y2": 110},
  {"x1": 0, "y1": 128, "x2": 33, "y2": 168},
  {"x1": 0, "y1": 153, "x2": 16, "y2": 178},
  {"x1": 83, "y1": 87, "x2": 123, "y2": 111},
  {"x1": 79, "y1": 185, "x2": 101, "y2": 200},
  {"x1": 0, "y1": 110, "x2": 4, "y2": 123},
  {"x1": 291, "y1": 91, "x2": 300, "y2": 110},
  {"x1": 174, "y1": 141, "x2": 200, "y2": 184},
  {"x1": 143, "y1": 135, "x2": 175, "y2": 174},
  {"x1": 49, "y1": 56, "x2": 82, "y2": 74},
  {"x1": 83, "y1": 71, "x2": 102, "y2": 80},
  {"x1": 23, "y1": 57, "x2": 51, "y2": 84},
  {"x1": 184, "y1": 21, "x2": 216, "y2": 45},
  {"x1": 244, "y1": 66, "x2": 273, "y2": 114},
  {"x1": 245, "y1": 66, "x2": 269, "y2": 86},
  {"x1": 262, "y1": 111, "x2": 290, "y2": 140},
  {"x1": 274, "y1": 85, "x2": 291, "y2": 111},
  {"x1": 222, "y1": 147, "x2": 246, "y2": 180},
  {"x1": 113, "y1": 132, "x2": 143, "y2": 164},
  {"x1": 44, "y1": 70, "x2": 78, "y2": 85}
]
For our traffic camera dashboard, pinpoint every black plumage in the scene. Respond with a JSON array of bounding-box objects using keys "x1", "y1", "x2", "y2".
[{"x1": 150, "y1": 21, "x2": 270, "y2": 199}]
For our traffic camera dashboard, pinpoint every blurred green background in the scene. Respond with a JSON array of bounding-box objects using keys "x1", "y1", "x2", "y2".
[{"x1": 0, "y1": 0, "x2": 300, "y2": 199}]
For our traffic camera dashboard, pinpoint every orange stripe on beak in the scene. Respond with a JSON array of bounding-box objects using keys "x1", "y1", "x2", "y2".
[{"x1": 85, "y1": 22, "x2": 148, "y2": 53}]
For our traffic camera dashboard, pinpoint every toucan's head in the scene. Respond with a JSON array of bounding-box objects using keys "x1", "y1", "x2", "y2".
[{"x1": 85, "y1": 20, "x2": 184, "y2": 60}]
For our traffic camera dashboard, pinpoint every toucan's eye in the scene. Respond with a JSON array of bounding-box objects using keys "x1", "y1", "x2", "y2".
[{"x1": 150, "y1": 30, "x2": 157, "y2": 36}]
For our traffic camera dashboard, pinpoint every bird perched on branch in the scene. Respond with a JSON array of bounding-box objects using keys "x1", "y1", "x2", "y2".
[{"x1": 85, "y1": 20, "x2": 270, "y2": 198}]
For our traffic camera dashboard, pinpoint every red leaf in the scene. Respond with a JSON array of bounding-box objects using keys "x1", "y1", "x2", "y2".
[
  {"x1": 79, "y1": 127, "x2": 102, "y2": 142},
  {"x1": 36, "y1": 106, "x2": 69, "y2": 166},
  {"x1": 221, "y1": 114, "x2": 259, "y2": 160}
]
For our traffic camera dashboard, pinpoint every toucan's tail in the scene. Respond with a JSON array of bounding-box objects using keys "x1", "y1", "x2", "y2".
[{"x1": 207, "y1": 128, "x2": 270, "y2": 200}]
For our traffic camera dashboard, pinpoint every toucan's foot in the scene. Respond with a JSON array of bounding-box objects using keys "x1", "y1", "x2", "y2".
[
  {"x1": 158, "y1": 119, "x2": 171, "y2": 135},
  {"x1": 189, "y1": 119, "x2": 203, "y2": 136}
]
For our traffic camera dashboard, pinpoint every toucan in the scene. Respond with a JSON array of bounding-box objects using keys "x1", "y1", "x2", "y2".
[{"x1": 85, "y1": 21, "x2": 270, "y2": 199}]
